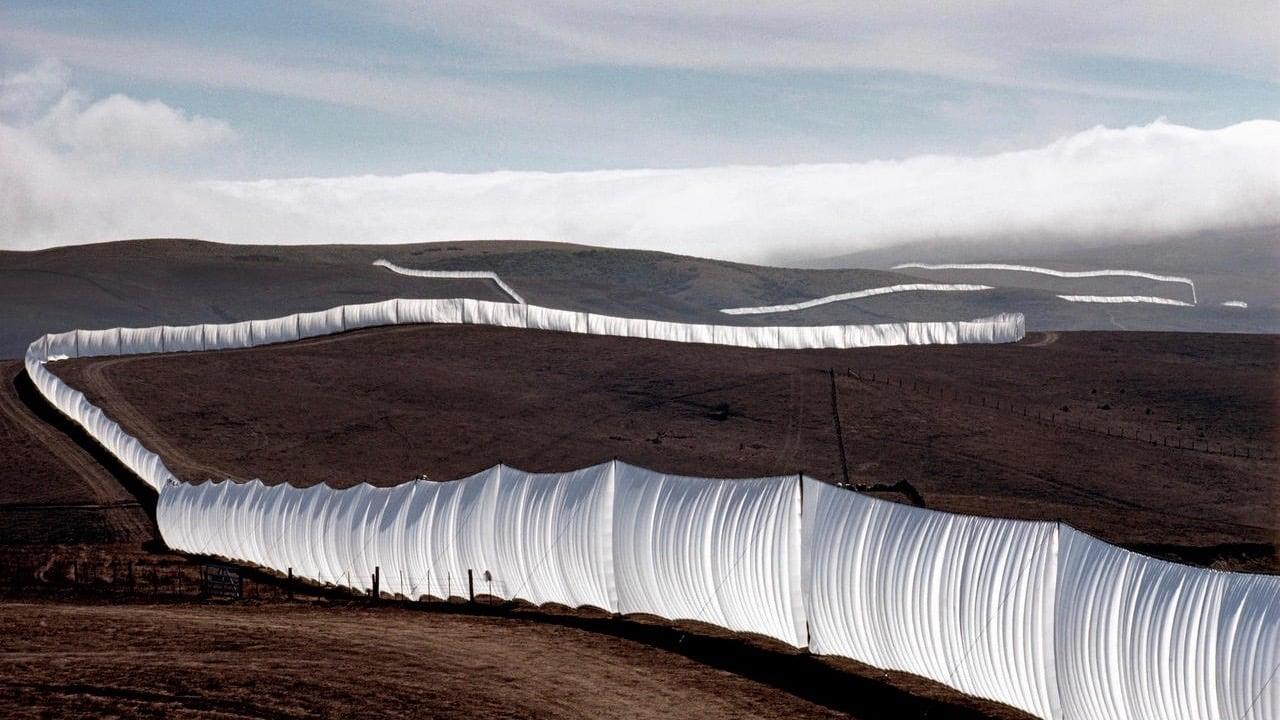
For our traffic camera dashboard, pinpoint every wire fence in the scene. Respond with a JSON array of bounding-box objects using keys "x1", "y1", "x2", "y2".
[
  {"x1": 845, "y1": 368, "x2": 1277, "y2": 462},
  {"x1": 0, "y1": 551, "x2": 288, "y2": 600}
]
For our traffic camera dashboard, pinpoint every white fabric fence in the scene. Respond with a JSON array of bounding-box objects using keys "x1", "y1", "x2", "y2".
[
  {"x1": 892, "y1": 262, "x2": 1198, "y2": 304},
  {"x1": 157, "y1": 462, "x2": 807, "y2": 647},
  {"x1": 1056, "y1": 294, "x2": 1194, "y2": 307},
  {"x1": 373, "y1": 259, "x2": 527, "y2": 304},
  {"x1": 720, "y1": 283, "x2": 993, "y2": 315},
  {"x1": 22, "y1": 298, "x2": 1278, "y2": 718},
  {"x1": 155, "y1": 471, "x2": 1279, "y2": 720}
]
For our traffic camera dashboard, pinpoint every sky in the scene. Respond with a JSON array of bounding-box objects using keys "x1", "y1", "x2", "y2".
[{"x1": 1, "y1": 2, "x2": 1278, "y2": 260}]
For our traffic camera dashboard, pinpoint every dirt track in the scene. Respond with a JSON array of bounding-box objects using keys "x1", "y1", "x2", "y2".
[
  {"x1": 53, "y1": 326, "x2": 1279, "y2": 570},
  {"x1": 0, "y1": 362, "x2": 150, "y2": 544}
]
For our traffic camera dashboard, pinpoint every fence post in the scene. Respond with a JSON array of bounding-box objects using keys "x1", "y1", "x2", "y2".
[
  {"x1": 828, "y1": 368, "x2": 851, "y2": 486},
  {"x1": 372, "y1": 566, "x2": 380, "y2": 602},
  {"x1": 287, "y1": 567, "x2": 294, "y2": 599},
  {"x1": 468, "y1": 569, "x2": 475, "y2": 603}
]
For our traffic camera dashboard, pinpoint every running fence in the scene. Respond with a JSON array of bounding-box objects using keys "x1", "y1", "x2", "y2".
[{"x1": 20, "y1": 298, "x2": 1278, "y2": 719}]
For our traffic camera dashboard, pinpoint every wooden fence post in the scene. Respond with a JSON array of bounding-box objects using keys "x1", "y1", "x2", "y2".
[
  {"x1": 287, "y1": 567, "x2": 294, "y2": 599},
  {"x1": 468, "y1": 569, "x2": 475, "y2": 603}
]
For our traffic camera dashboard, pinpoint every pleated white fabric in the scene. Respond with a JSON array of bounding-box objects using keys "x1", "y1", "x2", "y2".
[
  {"x1": 1055, "y1": 526, "x2": 1280, "y2": 720},
  {"x1": 611, "y1": 464, "x2": 806, "y2": 647},
  {"x1": 162, "y1": 325, "x2": 207, "y2": 353},
  {"x1": 1056, "y1": 294, "x2": 1193, "y2": 307},
  {"x1": 720, "y1": 283, "x2": 994, "y2": 315},
  {"x1": 119, "y1": 326, "x2": 165, "y2": 355},
  {"x1": 891, "y1": 262, "x2": 1198, "y2": 304},
  {"x1": 152, "y1": 472, "x2": 1280, "y2": 719},
  {"x1": 159, "y1": 465, "x2": 618, "y2": 610},
  {"x1": 157, "y1": 462, "x2": 804, "y2": 646},
  {"x1": 76, "y1": 328, "x2": 122, "y2": 357},
  {"x1": 486, "y1": 464, "x2": 615, "y2": 610},
  {"x1": 802, "y1": 479, "x2": 1060, "y2": 718},
  {"x1": 373, "y1": 259, "x2": 527, "y2": 305}
]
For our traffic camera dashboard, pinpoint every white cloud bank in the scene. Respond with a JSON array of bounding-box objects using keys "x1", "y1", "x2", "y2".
[{"x1": 1, "y1": 69, "x2": 1277, "y2": 261}]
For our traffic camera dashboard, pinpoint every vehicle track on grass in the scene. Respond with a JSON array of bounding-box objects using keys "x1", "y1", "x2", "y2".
[
  {"x1": 1020, "y1": 332, "x2": 1059, "y2": 348},
  {"x1": 71, "y1": 357, "x2": 240, "y2": 483}
]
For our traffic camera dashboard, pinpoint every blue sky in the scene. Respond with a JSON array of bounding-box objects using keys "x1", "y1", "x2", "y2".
[
  {"x1": 0, "y1": 2, "x2": 1276, "y2": 255},
  {"x1": 2, "y1": 1, "x2": 1276, "y2": 176}
]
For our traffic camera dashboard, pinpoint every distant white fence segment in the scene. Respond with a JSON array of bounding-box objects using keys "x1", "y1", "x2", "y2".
[
  {"x1": 892, "y1": 263, "x2": 1198, "y2": 304},
  {"x1": 1222, "y1": 300, "x2": 1249, "y2": 309},
  {"x1": 373, "y1": 259, "x2": 526, "y2": 304},
  {"x1": 23, "y1": 296, "x2": 1278, "y2": 719},
  {"x1": 1056, "y1": 294, "x2": 1194, "y2": 307},
  {"x1": 719, "y1": 283, "x2": 993, "y2": 315}
]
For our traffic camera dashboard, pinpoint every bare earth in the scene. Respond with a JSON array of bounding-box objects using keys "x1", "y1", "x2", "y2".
[{"x1": 0, "y1": 601, "x2": 851, "y2": 720}]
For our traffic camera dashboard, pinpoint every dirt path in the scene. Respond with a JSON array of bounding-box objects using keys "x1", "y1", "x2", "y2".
[
  {"x1": 0, "y1": 365, "x2": 125, "y2": 505},
  {"x1": 74, "y1": 357, "x2": 239, "y2": 482},
  {"x1": 1020, "y1": 331, "x2": 1059, "y2": 348},
  {"x1": 0, "y1": 364, "x2": 150, "y2": 542}
]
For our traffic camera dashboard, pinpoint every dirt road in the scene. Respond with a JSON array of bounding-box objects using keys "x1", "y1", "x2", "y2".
[{"x1": 0, "y1": 362, "x2": 150, "y2": 544}]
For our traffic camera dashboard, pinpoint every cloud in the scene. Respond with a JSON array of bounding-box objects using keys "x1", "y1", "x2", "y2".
[
  {"x1": 2, "y1": 58, "x2": 235, "y2": 165},
  {"x1": 2, "y1": 66, "x2": 1276, "y2": 265},
  {"x1": 0, "y1": 64, "x2": 249, "y2": 246},
  {"x1": 33, "y1": 92, "x2": 234, "y2": 160},
  {"x1": 196, "y1": 119, "x2": 1280, "y2": 262}
]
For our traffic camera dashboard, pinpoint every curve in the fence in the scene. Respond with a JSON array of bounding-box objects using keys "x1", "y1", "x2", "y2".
[
  {"x1": 719, "y1": 283, "x2": 993, "y2": 315},
  {"x1": 373, "y1": 259, "x2": 527, "y2": 304}
]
